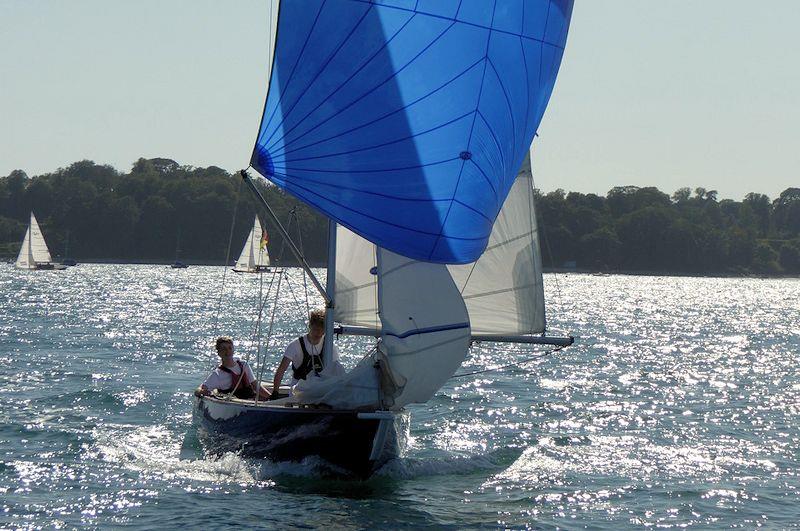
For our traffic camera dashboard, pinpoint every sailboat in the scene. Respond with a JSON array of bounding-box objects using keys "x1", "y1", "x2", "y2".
[
  {"x1": 15, "y1": 212, "x2": 67, "y2": 270},
  {"x1": 232, "y1": 215, "x2": 271, "y2": 273},
  {"x1": 195, "y1": 0, "x2": 575, "y2": 477},
  {"x1": 61, "y1": 230, "x2": 77, "y2": 267},
  {"x1": 171, "y1": 230, "x2": 188, "y2": 269}
]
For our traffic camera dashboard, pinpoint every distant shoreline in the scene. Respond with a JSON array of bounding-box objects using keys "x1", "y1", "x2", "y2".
[{"x1": 5, "y1": 258, "x2": 796, "y2": 279}]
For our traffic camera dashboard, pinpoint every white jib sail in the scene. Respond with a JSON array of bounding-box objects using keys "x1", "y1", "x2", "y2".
[
  {"x1": 234, "y1": 216, "x2": 269, "y2": 271},
  {"x1": 16, "y1": 213, "x2": 53, "y2": 269},
  {"x1": 335, "y1": 151, "x2": 545, "y2": 338},
  {"x1": 376, "y1": 248, "x2": 471, "y2": 410}
]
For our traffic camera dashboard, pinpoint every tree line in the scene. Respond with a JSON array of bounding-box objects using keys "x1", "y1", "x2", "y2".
[
  {"x1": 1, "y1": 158, "x2": 798, "y2": 275},
  {"x1": 0, "y1": 159, "x2": 328, "y2": 265}
]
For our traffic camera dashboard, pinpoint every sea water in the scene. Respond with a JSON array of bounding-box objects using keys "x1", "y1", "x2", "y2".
[{"x1": 0, "y1": 264, "x2": 797, "y2": 528}]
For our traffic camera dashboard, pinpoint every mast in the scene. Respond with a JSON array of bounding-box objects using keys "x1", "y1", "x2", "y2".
[{"x1": 323, "y1": 220, "x2": 336, "y2": 368}]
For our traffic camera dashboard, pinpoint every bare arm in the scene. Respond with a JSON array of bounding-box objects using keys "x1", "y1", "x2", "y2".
[
  {"x1": 194, "y1": 384, "x2": 210, "y2": 397},
  {"x1": 272, "y1": 357, "x2": 291, "y2": 396},
  {"x1": 249, "y1": 380, "x2": 271, "y2": 399}
]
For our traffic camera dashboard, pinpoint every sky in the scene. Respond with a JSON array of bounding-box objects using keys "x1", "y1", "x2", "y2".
[{"x1": 1, "y1": 1, "x2": 797, "y2": 201}]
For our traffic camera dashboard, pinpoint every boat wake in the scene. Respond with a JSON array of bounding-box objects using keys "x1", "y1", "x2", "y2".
[
  {"x1": 92, "y1": 422, "x2": 261, "y2": 485},
  {"x1": 92, "y1": 416, "x2": 521, "y2": 487},
  {"x1": 374, "y1": 446, "x2": 523, "y2": 480}
]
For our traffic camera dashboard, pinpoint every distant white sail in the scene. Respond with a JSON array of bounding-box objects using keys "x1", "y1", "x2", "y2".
[
  {"x1": 335, "y1": 152, "x2": 546, "y2": 338},
  {"x1": 234, "y1": 216, "x2": 270, "y2": 272},
  {"x1": 15, "y1": 213, "x2": 54, "y2": 270}
]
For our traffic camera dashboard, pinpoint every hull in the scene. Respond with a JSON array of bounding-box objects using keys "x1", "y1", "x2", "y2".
[
  {"x1": 17, "y1": 262, "x2": 68, "y2": 270},
  {"x1": 231, "y1": 266, "x2": 278, "y2": 274},
  {"x1": 194, "y1": 396, "x2": 400, "y2": 478}
]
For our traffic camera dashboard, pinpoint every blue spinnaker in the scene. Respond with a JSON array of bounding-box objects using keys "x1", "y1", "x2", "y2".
[{"x1": 251, "y1": 0, "x2": 573, "y2": 264}]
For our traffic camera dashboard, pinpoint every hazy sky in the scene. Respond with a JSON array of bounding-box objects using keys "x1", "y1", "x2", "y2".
[{"x1": 1, "y1": 1, "x2": 797, "y2": 200}]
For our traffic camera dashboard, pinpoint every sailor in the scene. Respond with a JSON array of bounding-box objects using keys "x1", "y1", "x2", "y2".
[
  {"x1": 271, "y1": 309, "x2": 342, "y2": 397},
  {"x1": 194, "y1": 336, "x2": 271, "y2": 399}
]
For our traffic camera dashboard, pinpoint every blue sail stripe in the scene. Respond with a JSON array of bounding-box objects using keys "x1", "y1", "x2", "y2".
[
  {"x1": 487, "y1": 57, "x2": 518, "y2": 173},
  {"x1": 383, "y1": 322, "x2": 471, "y2": 340},
  {"x1": 264, "y1": 12, "x2": 419, "y2": 154},
  {"x1": 269, "y1": 111, "x2": 474, "y2": 165},
  {"x1": 265, "y1": 170, "x2": 489, "y2": 242},
  {"x1": 259, "y1": 0, "x2": 328, "y2": 137}
]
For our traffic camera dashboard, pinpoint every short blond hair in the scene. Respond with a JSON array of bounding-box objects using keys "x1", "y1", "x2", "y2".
[
  {"x1": 308, "y1": 309, "x2": 325, "y2": 328},
  {"x1": 215, "y1": 336, "x2": 233, "y2": 351}
]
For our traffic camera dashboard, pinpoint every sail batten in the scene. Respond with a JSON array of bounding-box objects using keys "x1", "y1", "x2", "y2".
[{"x1": 252, "y1": 0, "x2": 574, "y2": 264}]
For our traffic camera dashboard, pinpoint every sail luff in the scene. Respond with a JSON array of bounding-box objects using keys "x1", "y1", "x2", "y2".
[{"x1": 15, "y1": 224, "x2": 32, "y2": 269}]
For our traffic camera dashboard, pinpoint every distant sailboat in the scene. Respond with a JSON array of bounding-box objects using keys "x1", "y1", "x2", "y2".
[
  {"x1": 61, "y1": 230, "x2": 77, "y2": 266},
  {"x1": 15, "y1": 212, "x2": 67, "y2": 270},
  {"x1": 232, "y1": 215, "x2": 270, "y2": 273},
  {"x1": 171, "y1": 230, "x2": 188, "y2": 269}
]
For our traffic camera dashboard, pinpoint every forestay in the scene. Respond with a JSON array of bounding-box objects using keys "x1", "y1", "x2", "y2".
[{"x1": 251, "y1": 0, "x2": 574, "y2": 264}]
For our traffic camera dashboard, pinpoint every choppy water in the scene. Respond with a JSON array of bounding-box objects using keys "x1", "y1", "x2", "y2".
[{"x1": 0, "y1": 264, "x2": 798, "y2": 528}]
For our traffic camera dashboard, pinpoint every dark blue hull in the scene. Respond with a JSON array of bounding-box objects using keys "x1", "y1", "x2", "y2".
[{"x1": 194, "y1": 397, "x2": 399, "y2": 478}]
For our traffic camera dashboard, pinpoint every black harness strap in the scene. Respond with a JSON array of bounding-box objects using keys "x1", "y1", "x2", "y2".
[
  {"x1": 291, "y1": 336, "x2": 324, "y2": 380},
  {"x1": 218, "y1": 360, "x2": 255, "y2": 399}
]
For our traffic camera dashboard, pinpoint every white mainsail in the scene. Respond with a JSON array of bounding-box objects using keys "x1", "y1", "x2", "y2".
[
  {"x1": 334, "y1": 152, "x2": 546, "y2": 339},
  {"x1": 233, "y1": 216, "x2": 270, "y2": 272},
  {"x1": 15, "y1": 213, "x2": 54, "y2": 269},
  {"x1": 448, "y1": 152, "x2": 546, "y2": 336}
]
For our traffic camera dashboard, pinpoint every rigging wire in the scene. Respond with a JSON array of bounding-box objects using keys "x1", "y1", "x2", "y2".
[
  {"x1": 291, "y1": 208, "x2": 311, "y2": 316},
  {"x1": 210, "y1": 175, "x2": 244, "y2": 371},
  {"x1": 255, "y1": 270, "x2": 283, "y2": 404},
  {"x1": 451, "y1": 345, "x2": 564, "y2": 379}
]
